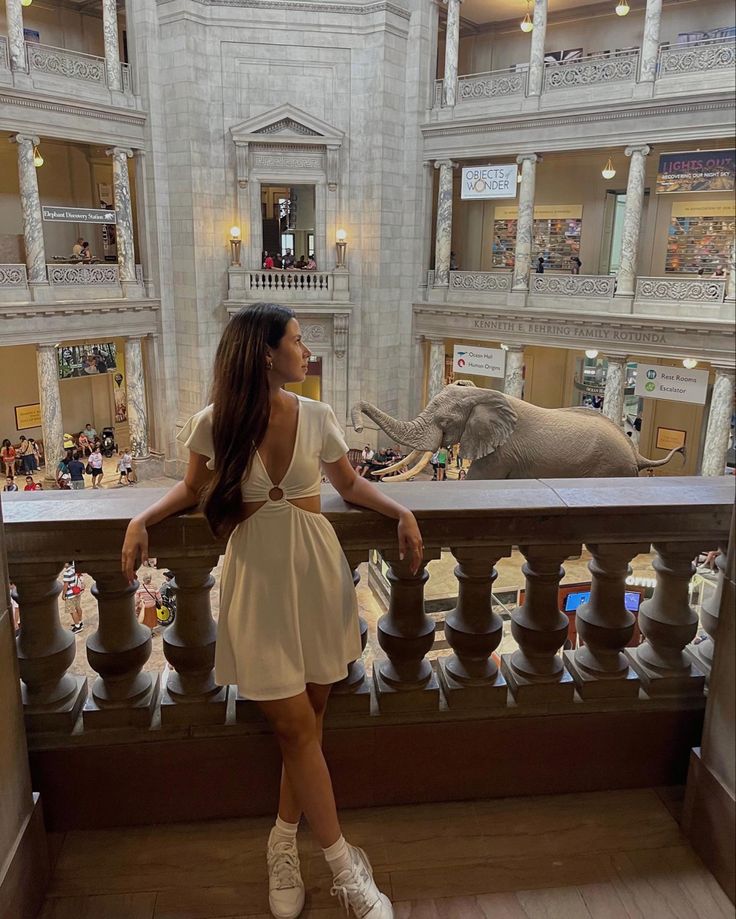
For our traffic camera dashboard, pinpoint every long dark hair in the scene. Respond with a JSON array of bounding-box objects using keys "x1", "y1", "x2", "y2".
[{"x1": 202, "y1": 303, "x2": 295, "y2": 538}]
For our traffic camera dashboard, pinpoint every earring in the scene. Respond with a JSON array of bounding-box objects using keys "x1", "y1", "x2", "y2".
[{"x1": 266, "y1": 359, "x2": 273, "y2": 371}]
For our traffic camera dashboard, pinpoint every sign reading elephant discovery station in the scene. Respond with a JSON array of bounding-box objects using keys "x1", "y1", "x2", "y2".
[
  {"x1": 42, "y1": 206, "x2": 117, "y2": 224},
  {"x1": 453, "y1": 345, "x2": 506, "y2": 378},
  {"x1": 634, "y1": 364, "x2": 709, "y2": 405}
]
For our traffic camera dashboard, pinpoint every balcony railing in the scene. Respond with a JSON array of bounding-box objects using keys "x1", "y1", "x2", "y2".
[
  {"x1": 228, "y1": 267, "x2": 349, "y2": 303},
  {"x1": 544, "y1": 49, "x2": 639, "y2": 91},
  {"x1": 457, "y1": 67, "x2": 527, "y2": 102},
  {"x1": 658, "y1": 36, "x2": 736, "y2": 77},
  {"x1": 27, "y1": 42, "x2": 107, "y2": 85},
  {"x1": 0, "y1": 35, "x2": 9, "y2": 71},
  {"x1": 0, "y1": 263, "x2": 27, "y2": 288},
  {"x1": 449, "y1": 270, "x2": 512, "y2": 292},
  {"x1": 47, "y1": 263, "x2": 120, "y2": 286},
  {"x1": 531, "y1": 274, "x2": 616, "y2": 299},
  {"x1": 635, "y1": 277, "x2": 727, "y2": 303}
]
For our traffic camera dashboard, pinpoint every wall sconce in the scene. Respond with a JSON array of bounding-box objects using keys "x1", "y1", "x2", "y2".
[
  {"x1": 682, "y1": 358, "x2": 698, "y2": 369},
  {"x1": 33, "y1": 144, "x2": 43, "y2": 167},
  {"x1": 615, "y1": 0, "x2": 630, "y2": 15},
  {"x1": 336, "y1": 228, "x2": 347, "y2": 268},
  {"x1": 601, "y1": 157, "x2": 616, "y2": 180},
  {"x1": 229, "y1": 226, "x2": 241, "y2": 267},
  {"x1": 585, "y1": 349, "x2": 599, "y2": 359}
]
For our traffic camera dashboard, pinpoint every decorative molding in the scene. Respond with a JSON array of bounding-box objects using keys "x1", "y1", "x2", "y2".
[
  {"x1": 456, "y1": 69, "x2": 526, "y2": 102},
  {"x1": 48, "y1": 264, "x2": 120, "y2": 286},
  {"x1": 251, "y1": 153, "x2": 323, "y2": 169},
  {"x1": 544, "y1": 49, "x2": 639, "y2": 91},
  {"x1": 27, "y1": 43, "x2": 106, "y2": 85},
  {"x1": 230, "y1": 103, "x2": 344, "y2": 149},
  {"x1": 333, "y1": 313, "x2": 349, "y2": 358},
  {"x1": 176, "y1": 0, "x2": 411, "y2": 19},
  {"x1": 531, "y1": 274, "x2": 616, "y2": 299},
  {"x1": 256, "y1": 118, "x2": 321, "y2": 136},
  {"x1": 0, "y1": 264, "x2": 28, "y2": 287},
  {"x1": 658, "y1": 38, "x2": 735, "y2": 77},
  {"x1": 635, "y1": 277, "x2": 726, "y2": 303},
  {"x1": 0, "y1": 90, "x2": 146, "y2": 127},
  {"x1": 301, "y1": 323, "x2": 328, "y2": 343},
  {"x1": 450, "y1": 271, "x2": 511, "y2": 292}
]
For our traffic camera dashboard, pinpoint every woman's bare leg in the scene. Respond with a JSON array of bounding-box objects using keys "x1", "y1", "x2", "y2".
[
  {"x1": 277, "y1": 683, "x2": 331, "y2": 824},
  {"x1": 259, "y1": 688, "x2": 341, "y2": 848}
]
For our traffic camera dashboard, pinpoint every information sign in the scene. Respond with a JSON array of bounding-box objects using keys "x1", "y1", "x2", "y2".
[
  {"x1": 453, "y1": 345, "x2": 506, "y2": 379},
  {"x1": 42, "y1": 206, "x2": 117, "y2": 224},
  {"x1": 634, "y1": 364, "x2": 709, "y2": 405}
]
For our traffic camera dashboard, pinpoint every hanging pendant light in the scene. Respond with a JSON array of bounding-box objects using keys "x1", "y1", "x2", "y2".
[
  {"x1": 615, "y1": 1, "x2": 630, "y2": 15},
  {"x1": 33, "y1": 145, "x2": 44, "y2": 167},
  {"x1": 601, "y1": 157, "x2": 616, "y2": 179},
  {"x1": 21, "y1": 0, "x2": 33, "y2": 6},
  {"x1": 682, "y1": 358, "x2": 698, "y2": 369},
  {"x1": 585, "y1": 349, "x2": 599, "y2": 359},
  {"x1": 520, "y1": 0, "x2": 533, "y2": 32}
]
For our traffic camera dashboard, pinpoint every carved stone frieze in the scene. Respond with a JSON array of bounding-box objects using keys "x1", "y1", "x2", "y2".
[
  {"x1": 27, "y1": 44, "x2": 106, "y2": 85},
  {"x1": 256, "y1": 118, "x2": 321, "y2": 136},
  {"x1": 531, "y1": 275, "x2": 616, "y2": 299},
  {"x1": 659, "y1": 39, "x2": 735, "y2": 76},
  {"x1": 544, "y1": 50, "x2": 639, "y2": 91},
  {"x1": 635, "y1": 277, "x2": 727, "y2": 303},
  {"x1": 333, "y1": 313, "x2": 349, "y2": 358},
  {"x1": 252, "y1": 153, "x2": 324, "y2": 170},
  {"x1": 458, "y1": 71, "x2": 526, "y2": 101}
]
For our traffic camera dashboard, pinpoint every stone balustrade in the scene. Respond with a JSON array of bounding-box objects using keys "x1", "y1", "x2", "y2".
[
  {"x1": 635, "y1": 277, "x2": 727, "y2": 303},
  {"x1": 449, "y1": 270, "x2": 512, "y2": 292},
  {"x1": 3, "y1": 477, "x2": 731, "y2": 737},
  {"x1": 47, "y1": 264, "x2": 120, "y2": 286},
  {"x1": 657, "y1": 36, "x2": 736, "y2": 78},
  {"x1": 27, "y1": 42, "x2": 107, "y2": 85},
  {"x1": 544, "y1": 49, "x2": 639, "y2": 91},
  {"x1": 530, "y1": 274, "x2": 616, "y2": 299},
  {"x1": 0, "y1": 263, "x2": 27, "y2": 287},
  {"x1": 228, "y1": 267, "x2": 349, "y2": 303},
  {"x1": 10, "y1": 39, "x2": 135, "y2": 101},
  {"x1": 457, "y1": 67, "x2": 527, "y2": 102},
  {"x1": 0, "y1": 35, "x2": 9, "y2": 71}
]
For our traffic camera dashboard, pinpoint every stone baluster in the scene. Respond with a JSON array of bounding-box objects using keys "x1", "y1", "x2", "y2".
[
  {"x1": 726, "y1": 240, "x2": 735, "y2": 301},
  {"x1": 331, "y1": 550, "x2": 370, "y2": 714},
  {"x1": 438, "y1": 546, "x2": 510, "y2": 708},
  {"x1": 373, "y1": 547, "x2": 442, "y2": 712},
  {"x1": 12, "y1": 134, "x2": 49, "y2": 297},
  {"x1": 156, "y1": 555, "x2": 227, "y2": 725},
  {"x1": 106, "y1": 147, "x2": 139, "y2": 296},
  {"x1": 433, "y1": 159, "x2": 455, "y2": 287},
  {"x1": 701, "y1": 368, "x2": 735, "y2": 477},
  {"x1": 503, "y1": 346, "x2": 525, "y2": 399},
  {"x1": 124, "y1": 336, "x2": 150, "y2": 459},
  {"x1": 564, "y1": 543, "x2": 650, "y2": 698},
  {"x1": 501, "y1": 544, "x2": 579, "y2": 701},
  {"x1": 602, "y1": 354, "x2": 628, "y2": 428},
  {"x1": 511, "y1": 154, "x2": 538, "y2": 292},
  {"x1": 687, "y1": 540, "x2": 729, "y2": 682},
  {"x1": 639, "y1": 0, "x2": 663, "y2": 84},
  {"x1": 82, "y1": 565, "x2": 159, "y2": 727},
  {"x1": 615, "y1": 144, "x2": 651, "y2": 298},
  {"x1": 36, "y1": 345, "x2": 65, "y2": 482},
  {"x1": 442, "y1": 0, "x2": 462, "y2": 106},
  {"x1": 427, "y1": 338, "x2": 446, "y2": 400},
  {"x1": 526, "y1": 0, "x2": 548, "y2": 98},
  {"x1": 12, "y1": 562, "x2": 87, "y2": 733},
  {"x1": 4, "y1": 0, "x2": 26, "y2": 72},
  {"x1": 626, "y1": 543, "x2": 706, "y2": 696},
  {"x1": 101, "y1": 0, "x2": 123, "y2": 92}
]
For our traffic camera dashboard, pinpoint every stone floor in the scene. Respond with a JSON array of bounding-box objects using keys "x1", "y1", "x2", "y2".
[{"x1": 39, "y1": 787, "x2": 733, "y2": 918}]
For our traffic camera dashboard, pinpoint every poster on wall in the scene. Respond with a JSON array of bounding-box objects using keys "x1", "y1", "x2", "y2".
[
  {"x1": 634, "y1": 364, "x2": 708, "y2": 405},
  {"x1": 15, "y1": 403, "x2": 41, "y2": 431},
  {"x1": 492, "y1": 205, "x2": 582, "y2": 271},
  {"x1": 656, "y1": 150, "x2": 735, "y2": 194},
  {"x1": 113, "y1": 350, "x2": 128, "y2": 423},
  {"x1": 57, "y1": 343, "x2": 117, "y2": 379},
  {"x1": 461, "y1": 165, "x2": 518, "y2": 200},
  {"x1": 453, "y1": 345, "x2": 506, "y2": 379}
]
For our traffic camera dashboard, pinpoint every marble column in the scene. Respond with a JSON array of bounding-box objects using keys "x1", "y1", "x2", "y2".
[
  {"x1": 4, "y1": 0, "x2": 26, "y2": 72},
  {"x1": 512, "y1": 154, "x2": 538, "y2": 292},
  {"x1": 442, "y1": 0, "x2": 462, "y2": 107},
  {"x1": 639, "y1": 0, "x2": 663, "y2": 83},
  {"x1": 726, "y1": 240, "x2": 735, "y2": 301},
  {"x1": 615, "y1": 145, "x2": 651, "y2": 298},
  {"x1": 503, "y1": 346, "x2": 525, "y2": 399},
  {"x1": 101, "y1": 0, "x2": 123, "y2": 92},
  {"x1": 427, "y1": 338, "x2": 446, "y2": 401},
  {"x1": 602, "y1": 354, "x2": 628, "y2": 428},
  {"x1": 526, "y1": 0, "x2": 548, "y2": 97},
  {"x1": 36, "y1": 346, "x2": 64, "y2": 480},
  {"x1": 701, "y1": 368, "x2": 735, "y2": 477},
  {"x1": 124, "y1": 336, "x2": 150, "y2": 458},
  {"x1": 12, "y1": 134, "x2": 48, "y2": 293},
  {"x1": 433, "y1": 160, "x2": 455, "y2": 287},
  {"x1": 106, "y1": 147, "x2": 137, "y2": 290}
]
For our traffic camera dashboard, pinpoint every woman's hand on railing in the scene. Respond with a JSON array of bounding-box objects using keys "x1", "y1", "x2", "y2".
[
  {"x1": 398, "y1": 510, "x2": 424, "y2": 575},
  {"x1": 122, "y1": 518, "x2": 149, "y2": 582}
]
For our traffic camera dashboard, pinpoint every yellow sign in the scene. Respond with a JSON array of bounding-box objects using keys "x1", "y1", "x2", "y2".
[
  {"x1": 672, "y1": 200, "x2": 736, "y2": 218},
  {"x1": 656, "y1": 427, "x2": 687, "y2": 451},
  {"x1": 15, "y1": 403, "x2": 42, "y2": 431},
  {"x1": 495, "y1": 205, "x2": 583, "y2": 220}
]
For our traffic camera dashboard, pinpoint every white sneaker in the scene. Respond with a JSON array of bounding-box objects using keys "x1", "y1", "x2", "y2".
[
  {"x1": 330, "y1": 845, "x2": 393, "y2": 918},
  {"x1": 267, "y1": 828, "x2": 305, "y2": 919}
]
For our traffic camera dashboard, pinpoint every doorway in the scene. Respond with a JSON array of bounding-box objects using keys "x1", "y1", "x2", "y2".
[{"x1": 261, "y1": 184, "x2": 316, "y2": 267}]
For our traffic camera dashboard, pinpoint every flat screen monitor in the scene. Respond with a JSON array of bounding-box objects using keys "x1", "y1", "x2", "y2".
[{"x1": 563, "y1": 590, "x2": 642, "y2": 613}]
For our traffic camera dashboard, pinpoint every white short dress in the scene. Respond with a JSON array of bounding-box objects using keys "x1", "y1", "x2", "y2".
[{"x1": 177, "y1": 396, "x2": 362, "y2": 701}]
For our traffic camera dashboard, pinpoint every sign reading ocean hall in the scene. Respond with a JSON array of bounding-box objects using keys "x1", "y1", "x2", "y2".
[
  {"x1": 42, "y1": 206, "x2": 117, "y2": 224},
  {"x1": 453, "y1": 345, "x2": 506, "y2": 379},
  {"x1": 634, "y1": 364, "x2": 709, "y2": 405},
  {"x1": 461, "y1": 165, "x2": 518, "y2": 200},
  {"x1": 656, "y1": 150, "x2": 734, "y2": 194}
]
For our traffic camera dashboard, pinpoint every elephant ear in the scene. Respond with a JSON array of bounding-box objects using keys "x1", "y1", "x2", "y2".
[{"x1": 459, "y1": 391, "x2": 518, "y2": 461}]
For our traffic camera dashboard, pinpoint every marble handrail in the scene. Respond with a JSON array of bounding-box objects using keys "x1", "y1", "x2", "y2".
[
  {"x1": 3, "y1": 477, "x2": 731, "y2": 733},
  {"x1": 657, "y1": 37, "x2": 736, "y2": 77}
]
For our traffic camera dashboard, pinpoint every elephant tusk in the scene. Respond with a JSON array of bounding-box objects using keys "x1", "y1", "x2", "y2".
[
  {"x1": 371, "y1": 450, "x2": 420, "y2": 477},
  {"x1": 381, "y1": 450, "x2": 433, "y2": 482}
]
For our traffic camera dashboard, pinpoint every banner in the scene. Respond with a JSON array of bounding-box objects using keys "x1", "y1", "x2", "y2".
[
  {"x1": 671, "y1": 201, "x2": 736, "y2": 218},
  {"x1": 461, "y1": 165, "x2": 518, "y2": 200},
  {"x1": 634, "y1": 364, "x2": 708, "y2": 405},
  {"x1": 57, "y1": 342, "x2": 117, "y2": 379},
  {"x1": 42, "y1": 205, "x2": 117, "y2": 224},
  {"x1": 656, "y1": 150, "x2": 735, "y2": 194},
  {"x1": 494, "y1": 205, "x2": 583, "y2": 220},
  {"x1": 453, "y1": 345, "x2": 506, "y2": 379}
]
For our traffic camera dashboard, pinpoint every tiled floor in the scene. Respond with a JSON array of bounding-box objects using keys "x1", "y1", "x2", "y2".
[{"x1": 40, "y1": 788, "x2": 732, "y2": 918}]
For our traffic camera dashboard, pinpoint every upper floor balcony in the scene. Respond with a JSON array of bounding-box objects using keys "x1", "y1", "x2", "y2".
[{"x1": 226, "y1": 266, "x2": 351, "y2": 309}]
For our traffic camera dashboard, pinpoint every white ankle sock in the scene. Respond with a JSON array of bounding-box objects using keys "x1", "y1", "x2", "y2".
[
  {"x1": 272, "y1": 815, "x2": 299, "y2": 840},
  {"x1": 323, "y1": 835, "x2": 352, "y2": 876}
]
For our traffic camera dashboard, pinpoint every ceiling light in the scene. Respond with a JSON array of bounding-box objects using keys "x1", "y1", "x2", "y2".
[
  {"x1": 601, "y1": 157, "x2": 616, "y2": 180},
  {"x1": 500, "y1": 343, "x2": 509, "y2": 351},
  {"x1": 682, "y1": 358, "x2": 698, "y2": 369},
  {"x1": 33, "y1": 145, "x2": 43, "y2": 167},
  {"x1": 615, "y1": 1, "x2": 630, "y2": 15},
  {"x1": 585, "y1": 349, "x2": 599, "y2": 359}
]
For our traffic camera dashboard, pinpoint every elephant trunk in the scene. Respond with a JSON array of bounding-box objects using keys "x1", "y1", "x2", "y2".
[{"x1": 350, "y1": 401, "x2": 440, "y2": 451}]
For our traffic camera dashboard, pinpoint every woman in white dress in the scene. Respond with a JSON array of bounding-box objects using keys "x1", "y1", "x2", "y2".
[{"x1": 122, "y1": 304, "x2": 423, "y2": 919}]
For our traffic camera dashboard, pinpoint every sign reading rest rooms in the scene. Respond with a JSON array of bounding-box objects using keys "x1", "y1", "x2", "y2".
[
  {"x1": 634, "y1": 364, "x2": 709, "y2": 405},
  {"x1": 461, "y1": 165, "x2": 518, "y2": 200}
]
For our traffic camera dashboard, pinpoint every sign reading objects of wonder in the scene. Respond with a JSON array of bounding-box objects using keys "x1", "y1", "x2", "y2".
[
  {"x1": 453, "y1": 345, "x2": 506, "y2": 379},
  {"x1": 461, "y1": 165, "x2": 518, "y2": 200},
  {"x1": 656, "y1": 150, "x2": 735, "y2": 195},
  {"x1": 42, "y1": 206, "x2": 117, "y2": 224},
  {"x1": 634, "y1": 363, "x2": 709, "y2": 406}
]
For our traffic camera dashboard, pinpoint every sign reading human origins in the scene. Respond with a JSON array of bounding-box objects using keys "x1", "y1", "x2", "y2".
[
  {"x1": 634, "y1": 364, "x2": 709, "y2": 405},
  {"x1": 453, "y1": 345, "x2": 506, "y2": 379},
  {"x1": 656, "y1": 150, "x2": 735, "y2": 194},
  {"x1": 461, "y1": 165, "x2": 518, "y2": 200},
  {"x1": 42, "y1": 206, "x2": 117, "y2": 224}
]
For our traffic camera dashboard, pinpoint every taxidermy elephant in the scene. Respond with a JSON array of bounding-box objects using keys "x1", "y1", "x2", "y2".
[{"x1": 351, "y1": 381, "x2": 684, "y2": 481}]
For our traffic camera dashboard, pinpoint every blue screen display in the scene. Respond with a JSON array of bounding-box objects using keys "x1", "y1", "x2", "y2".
[{"x1": 563, "y1": 590, "x2": 641, "y2": 613}]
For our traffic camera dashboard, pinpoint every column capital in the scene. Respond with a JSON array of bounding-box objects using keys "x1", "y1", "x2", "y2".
[
  {"x1": 10, "y1": 134, "x2": 40, "y2": 147},
  {"x1": 504, "y1": 344, "x2": 525, "y2": 353},
  {"x1": 711, "y1": 365, "x2": 736, "y2": 378},
  {"x1": 624, "y1": 144, "x2": 651, "y2": 158},
  {"x1": 442, "y1": 0, "x2": 463, "y2": 4},
  {"x1": 105, "y1": 147, "x2": 134, "y2": 159},
  {"x1": 516, "y1": 153, "x2": 539, "y2": 165},
  {"x1": 604, "y1": 352, "x2": 629, "y2": 363},
  {"x1": 434, "y1": 159, "x2": 457, "y2": 170}
]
